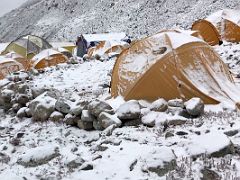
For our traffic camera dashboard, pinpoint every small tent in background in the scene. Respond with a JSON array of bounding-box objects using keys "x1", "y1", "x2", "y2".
[
  {"x1": 50, "y1": 42, "x2": 76, "y2": 54},
  {"x1": 0, "y1": 56, "x2": 24, "y2": 79},
  {"x1": 32, "y1": 49, "x2": 68, "y2": 69},
  {"x1": 88, "y1": 41, "x2": 128, "y2": 58},
  {"x1": 192, "y1": 9, "x2": 240, "y2": 45},
  {"x1": 1, "y1": 35, "x2": 52, "y2": 59},
  {"x1": 111, "y1": 31, "x2": 240, "y2": 106}
]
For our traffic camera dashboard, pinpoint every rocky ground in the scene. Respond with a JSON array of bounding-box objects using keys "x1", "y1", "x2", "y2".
[{"x1": 0, "y1": 42, "x2": 240, "y2": 180}]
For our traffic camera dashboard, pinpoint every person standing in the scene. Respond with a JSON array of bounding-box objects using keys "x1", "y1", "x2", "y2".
[{"x1": 76, "y1": 34, "x2": 88, "y2": 57}]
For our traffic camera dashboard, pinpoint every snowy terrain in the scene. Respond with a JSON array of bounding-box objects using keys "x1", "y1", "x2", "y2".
[
  {"x1": 0, "y1": 0, "x2": 240, "y2": 42},
  {"x1": 0, "y1": 0, "x2": 28, "y2": 17}
]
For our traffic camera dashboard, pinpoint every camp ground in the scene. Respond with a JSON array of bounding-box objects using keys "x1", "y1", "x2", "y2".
[
  {"x1": 2, "y1": 4, "x2": 240, "y2": 179},
  {"x1": 192, "y1": 9, "x2": 240, "y2": 46}
]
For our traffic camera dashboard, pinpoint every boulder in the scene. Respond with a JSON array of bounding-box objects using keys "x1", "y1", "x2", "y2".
[
  {"x1": 184, "y1": 97, "x2": 204, "y2": 116},
  {"x1": 98, "y1": 112, "x2": 122, "y2": 129},
  {"x1": 116, "y1": 100, "x2": 141, "y2": 120},
  {"x1": 24, "y1": 108, "x2": 32, "y2": 118},
  {"x1": 141, "y1": 111, "x2": 157, "y2": 127},
  {"x1": 0, "y1": 152, "x2": 10, "y2": 164},
  {"x1": 12, "y1": 103, "x2": 22, "y2": 113},
  {"x1": 17, "y1": 145, "x2": 60, "y2": 167},
  {"x1": 101, "y1": 124, "x2": 118, "y2": 136},
  {"x1": 28, "y1": 92, "x2": 56, "y2": 121},
  {"x1": 66, "y1": 157, "x2": 85, "y2": 170},
  {"x1": 201, "y1": 168, "x2": 220, "y2": 180},
  {"x1": 142, "y1": 147, "x2": 176, "y2": 176},
  {"x1": 16, "y1": 94, "x2": 29, "y2": 105},
  {"x1": 167, "y1": 115, "x2": 187, "y2": 126},
  {"x1": 81, "y1": 110, "x2": 95, "y2": 122},
  {"x1": 149, "y1": 98, "x2": 168, "y2": 112},
  {"x1": 0, "y1": 89, "x2": 14, "y2": 105},
  {"x1": 16, "y1": 107, "x2": 28, "y2": 118},
  {"x1": 93, "y1": 120, "x2": 104, "y2": 131},
  {"x1": 63, "y1": 114, "x2": 79, "y2": 126},
  {"x1": 168, "y1": 99, "x2": 184, "y2": 108},
  {"x1": 77, "y1": 120, "x2": 93, "y2": 131},
  {"x1": 55, "y1": 98, "x2": 72, "y2": 114},
  {"x1": 88, "y1": 100, "x2": 114, "y2": 117},
  {"x1": 49, "y1": 111, "x2": 64, "y2": 122}
]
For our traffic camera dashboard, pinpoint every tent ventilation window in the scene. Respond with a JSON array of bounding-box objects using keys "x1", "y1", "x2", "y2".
[{"x1": 152, "y1": 47, "x2": 167, "y2": 55}]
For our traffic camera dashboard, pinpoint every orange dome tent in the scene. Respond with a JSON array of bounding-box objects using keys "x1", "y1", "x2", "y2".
[
  {"x1": 32, "y1": 49, "x2": 68, "y2": 69},
  {"x1": 111, "y1": 31, "x2": 240, "y2": 106},
  {"x1": 192, "y1": 9, "x2": 240, "y2": 45}
]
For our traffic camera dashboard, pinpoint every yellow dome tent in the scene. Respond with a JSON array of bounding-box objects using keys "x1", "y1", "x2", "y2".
[
  {"x1": 111, "y1": 31, "x2": 240, "y2": 106},
  {"x1": 32, "y1": 49, "x2": 68, "y2": 69},
  {"x1": 1, "y1": 35, "x2": 52, "y2": 59},
  {"x1": 192, "y1": 9, "x2": 240, "y2": 45},
  {"x1": 0, "y1": 56, "x2": 24, "y2": 79}
]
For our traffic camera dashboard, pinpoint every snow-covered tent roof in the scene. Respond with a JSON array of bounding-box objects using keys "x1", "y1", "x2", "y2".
[
  {"x1": 207, "y1": 9, "x2": 240, "y2": 26},
  {"x1": 83, "y1": 32, "x2": 127, "y2": 42},
  {"x1": 0, "y1": 43, "x2": 9, "y2": 54},
  {"x1": 51, "y1": 42, "x2": 75, "y2": 48},
  {"x1": 32, "y1": 49, "x2": 62, "y2": 61}
]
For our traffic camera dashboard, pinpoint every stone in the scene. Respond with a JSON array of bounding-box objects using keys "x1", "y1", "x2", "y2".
[
  {"x1": 0, "y1": 152, "x2": 10, "y2": 164},
  {"x1": 101, "y1": 124, "x2": 117, "y2": 136},
  {"x1": 149, "y1": 98, "x2": 168, "y2": 112},
  {"x1": 98, "y1": 112, "x2": 122, "y2": 129},
  {"x1": 81, "y1": 110, "x2": 95, "y2": 122},
  {"x1": 17, "y1": 107, "x2": 28, "y2": 118},
  {"x1": 80, "y1": 163, "x2": 93, "y2": 170},
  {"x1": 184, "y1": 97, "x2": 204, "y2": 116},
  {"x1": 93, "y1": 120, "x2": 104, "y2": 131},
  {"x1": 28, "y1": 92, "x2": 56, "y2": 121},
  {"x1": 88, "y1": 99, "x2": 114, "y2": 117},
  {"x1": 167, "y1": 116, "x2": 187, "y2": 126},
  {"x1": 67, "y1": 157, "x2": 85, "y2": 170},
  {"x1": 116, "y1": 100, "x2": 141, "y2": 120},
  {"x1": 201, "y1": 168, "x2": 220, "y2": 180},
  {"x1": 77, "y1": 120, "x2": 93, "y2": 131},
  {"x1": 12, "y1": 103, "x2": 22, "y2": 113},
  {"x1": 17, "y1": 146, "x2": 60, "y2": 167},
  {"x1": 141, "y1": 111, "x2": 157, "y2": 127},
  {"x1": 63, "y1": 114, "x2": 79, "y2": 126},
  {"x1": 224, "y1": 130, "x2": 239, "y2": 137},
  {"x1": 123, "y1": 119, "x2": 142, "y2": 126},
  {"x1": 176, "y1": 131, "x2": 188, "y2": 136},
  {"x1": 49, "y1": 111, "x2": 64, "y2": 121},
  {"x1": 24, "y1": 108, "x2": 32, "y2": 118},
  {"x1": 16, "y1": 94, "x2": 29, "y2": 105},
  {"x1": 55, "y1": 98, "x2": 72, "y2": 114},
  {"x1": 168, "y1": 99, "x2": 184, "y2": 108},
  {"x1": 167, "y1": 106, "x2": 184, "y2": 115},
  {"x1": 142, "y1": 147, "x2": 176, "y2": 177},
  {"x1": 138, "y1": 100, "x2": 151, "y2": 108},
  {"x1": 165, "y1": 132, "x2": 174, "y2": 138},
  {"x1": 0, "y1": 89, "x2": 14, "y2": 105}
]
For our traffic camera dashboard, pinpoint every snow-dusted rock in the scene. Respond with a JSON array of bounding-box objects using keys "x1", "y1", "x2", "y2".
[
  {"x1": 167, "y1": 115, "x2": 187, "y2": 126},
  {"x1": 167, "y1": 106, "x2": 184, "y2": 115},
  {"x1": 98, "y1": 112, "x2": 122, "y2": 129},
  {"x1": 55, "y1": 98, "x2": 72, "y2": 114},
  {"x1": 28, "y1": 92, "x2": 56, "y2": 121},
  {"x1": 141, "y1": 147, "x2": 176, "y2": 176},
  {"x1": 168, "y1": 99, "x2": 184, "y2": 108},
  {"x1": 140, "y1": 108, "x2": 151, "y2": 117},
  {"x1": 187, "y1": 132, "x2": 234, "y2": 158},
  {"x1": 201, "y1": 168, "x2": 220, "y2": 180},
  {"x1": 49, "y1": 111, "x2": 64, "y2": 122},
  {"x1": 77, "y1": 120, "x2": 93, "y2": 131},
  {"x1": 184, "y1": 97, "x2": 204, "y2": 116},
  {"x1": 24, "y1": 107, "x2": 32, "y2": 118},
  {"x1": 138, "y1": 100, "x2": 151, "y2": 108},
  {"x1": 141, "y1": 111, "x2": 158, "y2": 127},
  {"x1": 149, "y1": 98, "x2": 168, "y2": 112},
  {"x1": 0, "y1": 152, "x2": 10, "y2": 164},
  {"x1": 66, "y1": 157, "x2": 85, "y2": 170},
  {"x1": 17, "y1": 145, "x2": 60, "y2": 167},
  {"x1": 93, "y1": 120, "x2": 104, "y2": 131},
  {"x1": 116, "y1": 100, "x2": 141, "y2": 120},
  {"x1": 16, "y1": 94, "x2": 30, "y2": 105},
  {"x1": 0, "y1": 89, "x2": 14, "y2": 106},
  {"x1": 81, "y1": 110, "x2": 95, "y2": 122},
  {"x1": 12, "y1": 103, "x2": 22, "y2": 113},
  {"x1": 101, "y1": 124, "x2": 117, "y2": 136},
  {"x1": 88, "y1": 99, "x2": 114, "y2": 117},
  {"x1": 63, "y1": 114, "x2": 79, "y2": 126},
  {"x1": 16, "y1": 107, "x2": 27, "y2": 118}
]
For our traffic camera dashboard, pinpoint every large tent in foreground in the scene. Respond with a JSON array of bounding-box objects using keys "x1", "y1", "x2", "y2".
[
  {"x1": 32, "y1": 49, "x2": 68, "y2": 69},
  {"x1": 192, "y1": 9, "x2": 240, "y2": 46},
  {"x1": 0, "y1": 56, "x2": 24, "y2": 79},
  {"x1": 1, "y1": 35, "x2": 52, "y2": 59},
  {"x1": 111, "y1": 31, "x2": 240, "y2": 106}
]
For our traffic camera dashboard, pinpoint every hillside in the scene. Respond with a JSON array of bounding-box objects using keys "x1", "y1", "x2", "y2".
[{"x1": 0, "y1": 0, "x2": 239, "y2": 42}]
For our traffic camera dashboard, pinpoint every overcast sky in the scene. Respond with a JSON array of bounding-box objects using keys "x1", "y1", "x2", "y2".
[{"x1": 0, "y1": 0, "x2": 28, "y2": 17}]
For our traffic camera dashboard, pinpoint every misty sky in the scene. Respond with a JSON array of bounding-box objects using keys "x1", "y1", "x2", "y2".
[{"x1": 0, "y1": 0, "x2": 28, "y2": 17}]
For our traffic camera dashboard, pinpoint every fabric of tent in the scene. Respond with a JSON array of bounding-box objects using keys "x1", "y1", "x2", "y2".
[
  {"x1": 51, "y1": 42, "x2": 76, "y2": 54},
  {"x1": 0, "y1": 56, "x2": 24, "y2": 79},
  {"x1": 111, "y1": 31, "x2": 240, "y2": 106},
  {"x1": 2, "y1": 35, "x2": 52, "y2": 58},
  {"x1": 56, "y1": 48, "x2": 73, "y2": 58},
  {"x1": 88, "y1": 41, "x2": 128, "y2": 57},
  {"x1": 192, "y1": 9, "x2": 240, "y2": 45},
  {"x1": 32, "y1": 49, "x2": 68, "y2": 69},
  {"x1": 5, "y1": 52, "x2": 31, "y2": 70}
]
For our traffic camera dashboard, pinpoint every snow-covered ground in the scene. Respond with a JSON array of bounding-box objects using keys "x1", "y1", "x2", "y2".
[{"x1": 0, "y1": 41, "x2": 240, "y2": 179}]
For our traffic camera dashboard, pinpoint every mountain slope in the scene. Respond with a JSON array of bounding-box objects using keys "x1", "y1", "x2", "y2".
[{"x1": 0, "y1": 0, "x2": 239, "y2": 42}]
